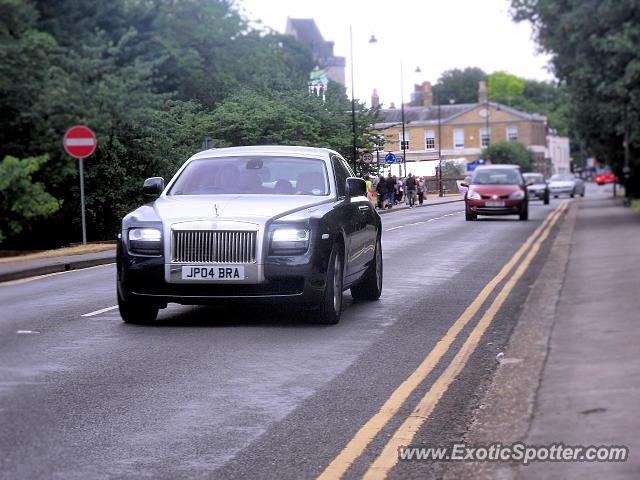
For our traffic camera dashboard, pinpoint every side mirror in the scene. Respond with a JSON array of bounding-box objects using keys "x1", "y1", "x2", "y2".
[
  {"x1": 345, "y1": 177, "x2": 367, "y2": 199},
  {"x1": 460, "y1": 182, "x2": 468, "y2": 188},
  {"x1": 143, "y1": 177, "x2": 164, "y2": 198}
]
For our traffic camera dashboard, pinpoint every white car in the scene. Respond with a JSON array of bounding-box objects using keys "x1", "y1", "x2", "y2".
[{"x1": 548, "y1": 174, "x2": 585, "y2": 198}]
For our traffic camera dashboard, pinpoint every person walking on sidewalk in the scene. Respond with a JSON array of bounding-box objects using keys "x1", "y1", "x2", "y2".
[
  {"x1": 376, "y1": 174, "x2": 388, "y2": 209},
  {"x1": 417, "y1": 176, "x2": 427, "y2": 206},
  {"x1": 405, "y1": 173, "x2": 417, "y2": 208},
  {"x1": 385, "y1": 173, "x2": 396, "y2": 209}
]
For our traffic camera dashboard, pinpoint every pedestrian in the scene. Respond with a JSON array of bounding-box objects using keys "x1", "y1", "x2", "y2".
[
  {"x1": 417, "y1": 176, "x2": 426, "y2": 206},
  {"x1": 395, "y1": 176, "x2": 403, "y2": 205},
  {"x1": 364, "y1": 175, "x2": 375, "y2": 202},
  {"x1": 405, "y1": 173, "x2": 417, "y2": 208},
  {"x1": 385, "y1": 173, "x2": 396, "y2": 209},
  {"x1": 377, "y1": 174, "x2": 388, "y2": 209}
]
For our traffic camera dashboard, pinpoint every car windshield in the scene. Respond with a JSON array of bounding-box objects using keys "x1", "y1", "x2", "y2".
[
  {"x1": 471, "y1": 168, "x2": 523, "y2": 185},
  {"x1": 168, "y1": 156, "x2": 330, "y2": 196},
  {"x1": 524, "y1": 173, "x2": 544, "y2": 184},
  {"x1": 550, "y1": 174, "x2": 575, "y2": 182},
  {"x1": 595, "y1": 166, "x2": 611, "y2": 174}
]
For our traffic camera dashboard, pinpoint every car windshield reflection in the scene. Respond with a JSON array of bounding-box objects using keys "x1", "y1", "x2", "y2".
[
  {"x1": 471, "y1": 169, "x2": 523, "y2": 185},
  {"x1": 169, "y1": 156, "x2": 330, "y2": 196}
]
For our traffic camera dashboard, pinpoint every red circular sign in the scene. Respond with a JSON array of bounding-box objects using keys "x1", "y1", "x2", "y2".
[{"x1": 63, "y1": 125, "x2": 97, "y2": 159}]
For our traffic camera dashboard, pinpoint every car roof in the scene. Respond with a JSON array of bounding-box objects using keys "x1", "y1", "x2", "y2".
[
  {"x1": 189, "y1": 145, "x2": 339, "y2": 161},
  {"x1": 474, "y1": 164, "x2": 521, "y2": 171}
]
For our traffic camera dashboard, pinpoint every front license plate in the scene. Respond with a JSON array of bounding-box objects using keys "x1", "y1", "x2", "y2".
[
  {"x1": 485, "y1": 201, "x2": 506, "y2": 207},
  {"x1": 181, "y1": 265, "x2": 245, "y2": 281}
]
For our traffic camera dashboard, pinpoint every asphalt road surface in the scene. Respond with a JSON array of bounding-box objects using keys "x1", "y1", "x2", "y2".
[{"x1": 1, "y1": 196, "x2": 569, "y2": 479}]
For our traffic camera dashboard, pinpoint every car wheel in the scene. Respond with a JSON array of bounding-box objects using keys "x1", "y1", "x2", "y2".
[
  {"x1": 519, "y1": 207, "x2": 529, "y2": 221},
  {"x1": 580, "y1": 191, "x2": 585, "y2": 197},
  {"x1": 315, "y1": 244, "x2": 344, "y2": 325},
  {"x1": 570, "y1": 191, "x2": 575, "y2": 198},
  {"x1": 544, "y1": 193, "x2": 550, "y2": 205},
  {"x1": 465, "y1": 206, "x2": 477, "y2": 221},
  {"x1": 350, "y1": 237, "x2": 383, "y2": 301},
  {"x1": 553, "y1": 195, "x2": 558, "y2": 199},
  {"x1": 118, "y1": 288, "x2": 158, "y2": 324}
]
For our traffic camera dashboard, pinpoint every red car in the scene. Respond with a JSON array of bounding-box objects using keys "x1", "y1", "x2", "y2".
[
  {"x1": 464, "y1": 165, "x2": 528, "y2": 221},
  {"x1": 594, "y1": 166, "x2": 617, "y2": 185}
]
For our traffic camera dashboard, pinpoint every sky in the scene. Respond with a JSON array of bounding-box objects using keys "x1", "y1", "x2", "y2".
[{"x1": 236, "y1": 0, "x2": 554, "y2": 107}]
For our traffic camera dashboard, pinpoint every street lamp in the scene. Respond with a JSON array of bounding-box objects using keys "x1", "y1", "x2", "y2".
[
  {"x1": 399, "y1": 64, "x2": 422, "y2": 177},
  {"x1": 349, "y1": 26, "x2": 377, "y2": 173},
  {"x1": 437, "y1": 94, "x2": 455, "y2": 197}
]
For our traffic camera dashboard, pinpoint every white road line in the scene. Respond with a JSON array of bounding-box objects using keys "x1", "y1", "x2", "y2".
[
  {"x1": 82, "y1": 305, "x2": 118, "y2": 317},
  {"x1": 384, "y1": 210, "x2": 464, "y2": 232}
]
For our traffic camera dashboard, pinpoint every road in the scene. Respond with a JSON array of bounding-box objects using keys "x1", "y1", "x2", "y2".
[{"x1": 1, "y1": 196, "x2": 568, "y2": 479}]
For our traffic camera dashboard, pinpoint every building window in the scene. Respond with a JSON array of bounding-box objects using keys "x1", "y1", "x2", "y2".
[
  {"x1": 454, "y1": 129, "x2": 464, "y2": 149},
  {"x1": 480, "y1": 127, "x2": 490, "y2": 147},
  {"x1": 425, "y1": 130, "x2": 435, "y2": 150},
  {"x1": 399, "y1": 132, "x2": 409, "y2": 150},
  {"x1": 507, "y1": 126, "x2": 518, "y2": 142}
]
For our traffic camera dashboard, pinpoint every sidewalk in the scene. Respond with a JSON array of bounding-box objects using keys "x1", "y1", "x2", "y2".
[
  {"x1": 445, "y1": 194, "x2": 640, "y2": 479},
  {"x1": 0, "y1": 248, "x2": 116, "y2": 283},
  {"x1": 376, "y1": 194, "x2": 463, "y2": 214}
]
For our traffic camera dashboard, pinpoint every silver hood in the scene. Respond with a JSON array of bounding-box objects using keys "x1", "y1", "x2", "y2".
[{"x1": 153, "y1": 194, "x2": 330, "y2": 223}]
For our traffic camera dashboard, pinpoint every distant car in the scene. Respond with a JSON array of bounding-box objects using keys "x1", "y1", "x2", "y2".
[
  {"x1": 117, "y1": 146, "x2": 383, "y2": 325},
  {"x1": 594, "y1": 166, "x2": 617, "y2": 185},
  {"x1": 464, "y1": 165, "x2": 528, "y2": 221},
  {"x1": 548, "y1": 173, "x2": 585, "y2": 198},
  {"x1": 523, "y1": 173, "x2": 550, "y2": 205}
]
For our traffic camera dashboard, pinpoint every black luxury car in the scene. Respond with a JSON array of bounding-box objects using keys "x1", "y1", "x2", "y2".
[{"x1": 117, "y1": 146, "x2": 383, "y2": 325}]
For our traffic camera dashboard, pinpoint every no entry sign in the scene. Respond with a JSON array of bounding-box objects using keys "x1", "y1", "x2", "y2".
[{"x1": 63, "y1": 125, "x2": 97, "y2": 159}]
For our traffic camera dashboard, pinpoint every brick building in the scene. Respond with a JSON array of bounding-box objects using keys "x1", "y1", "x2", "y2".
[{"x1": 373, "y1": 81, "x2": 548, "y2": 175}]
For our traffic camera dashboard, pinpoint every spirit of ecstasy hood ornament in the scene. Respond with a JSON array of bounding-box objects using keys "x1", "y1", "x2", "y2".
[{"x1": 214, "y1": 204, "x2": 219, "y2": 217}]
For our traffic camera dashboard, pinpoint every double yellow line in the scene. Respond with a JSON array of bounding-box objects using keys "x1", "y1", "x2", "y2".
[{"x1": 318, "y1": 201, "x2": 568, "y2": 480}]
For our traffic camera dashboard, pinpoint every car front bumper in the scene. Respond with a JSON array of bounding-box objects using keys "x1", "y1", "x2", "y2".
[
  {"x1": 466, "y1": 198, "x2": 527, "y2": 216},
  {"x1": 117, "y1": 241, "x2": 330, "y2": 307}
]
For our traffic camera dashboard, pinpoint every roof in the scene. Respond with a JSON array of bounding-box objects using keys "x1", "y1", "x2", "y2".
[
  {"x1": 374, "y1": 102, "x2": 547, "y2": 128},
  {"x1": 474, "y1": 164, "x2": 522, "y2": 170},
  {"x1": 190, "y1": 145, "x2": 337, "y2": 161}
]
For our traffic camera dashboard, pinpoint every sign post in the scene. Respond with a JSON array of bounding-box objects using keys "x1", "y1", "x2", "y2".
[{"x1": 63, "y1": 125, "x2": 97, "y2": 245}]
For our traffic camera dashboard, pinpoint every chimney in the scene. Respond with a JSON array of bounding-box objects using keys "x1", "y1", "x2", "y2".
[
  {"x1": 371, "y1": 89, "x2": 380, "y2": 108},
  {"x1": 478, "y1": 80, "x2": 488, "y2": 104},
  {"x1": 422, "y1": 81, "x2": 433, "y2": 107}
]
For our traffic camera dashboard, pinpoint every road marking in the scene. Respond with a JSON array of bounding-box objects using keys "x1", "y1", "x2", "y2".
[
  {"x1": 363, "y1": 201, "x2": 567, "y2": 479},
  {"x1": 16, "y1": 330, "x2": 40, "y2": 334},
  {"x1": 0, "y1": 263, "x2": 115, "y2": 286},
  {"x1": 81, "y1": 305, "x2": 118, "y2": 317},
  {"x1": 384, "y1": 211, "x2": 464, "y2": 232},
  {"x1": 317, "y1": 202, "x2": 567, "y2": 480}
]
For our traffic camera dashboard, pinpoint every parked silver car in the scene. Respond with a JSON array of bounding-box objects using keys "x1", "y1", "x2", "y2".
[{"x1": 548, "y1": 173, "x2": 585, "y2": 198}]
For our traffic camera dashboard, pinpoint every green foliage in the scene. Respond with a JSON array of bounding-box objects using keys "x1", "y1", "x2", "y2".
[
  {"x1": 480, "y1": 141, "x2": 534, "y2": 172},
  {"x1": 440, "y1": 161, "x2": 465, "y2": 178},
  {"x1": 511, "y1": 0, "x2": 640, "y2": 195},
  {"x1": 433, "y1": 67, "x2": 487, "y2": 104},
  {"x1": 487, "y1": 71, "x2": 525, "y2": 106},
  {"x1": 0, "y1": 155, "x2": 60, "y2": 242}
]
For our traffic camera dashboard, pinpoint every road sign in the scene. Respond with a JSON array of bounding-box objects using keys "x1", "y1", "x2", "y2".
[
  {"x1": 63, "y1": 125, "x2": 97, "y2": 159},
  {"x1": 384, "y1": 152, "x2": 397, "y2": 164},
  {"x1": 361, "y1": 153, "x2": 374, "y2": 164}
]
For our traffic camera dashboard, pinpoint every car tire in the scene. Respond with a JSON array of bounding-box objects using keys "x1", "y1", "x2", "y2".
[
  {"x1": 118, "y1": 288, "x2": 158, "y2": 324},
  {"x1": 315, "y1": 244, "x2": 344, "y2": 325},
  {"x1": 580, "y1": 192, "x2": 585, "y2": 197},
  {"x1": 570, "y1": 191, "x2": 575, "y2": 198},
  {"x1": 519, "y1": 207, "x2": 529, "y2": 221},
  {"x1": 465, "y1": 206, "x2": 477, "y2": 221},
  {"x1": 351, "y1": 237, "x2": 383, "y2": 301},
  {"x1": 544, "y1": 193, "x2": 550, "y2": 205}
]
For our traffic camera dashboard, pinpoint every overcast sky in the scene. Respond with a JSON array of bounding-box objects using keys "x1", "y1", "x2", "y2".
[{"x1": 237, "y1": 0, "x2": 554, "y2": 107}]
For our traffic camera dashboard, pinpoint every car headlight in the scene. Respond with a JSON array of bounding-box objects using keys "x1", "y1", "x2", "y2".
[
  {"x1": 509, "y1": 190, "x2": 525, "y2": 200},
  {"x1": 270, "y1": 228, "x2": 310, "y2": 255},
  {"x1": 467, "y1": 189, "x2": 482, "y2": 200},
  {"x1": 128, "y1": 228, "x2": 162, "y2": 255}
]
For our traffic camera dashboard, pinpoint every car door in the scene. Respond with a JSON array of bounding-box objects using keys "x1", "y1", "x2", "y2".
[{"x1": 331, "y1": 156, "x2": 363, "y2": 280}]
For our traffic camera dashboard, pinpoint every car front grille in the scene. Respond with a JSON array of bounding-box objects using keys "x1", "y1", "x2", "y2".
[{"x1": 172, "y1": 230, "x2": 257, "y2": 263}]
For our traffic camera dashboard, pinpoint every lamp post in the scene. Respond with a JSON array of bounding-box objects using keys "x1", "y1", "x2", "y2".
[
  {"x1": 436, "y1": 94, "x2": 455, "y2": 197},
  {"x1": 349, "y1": 26, "x2": 377, "y2": 173}
]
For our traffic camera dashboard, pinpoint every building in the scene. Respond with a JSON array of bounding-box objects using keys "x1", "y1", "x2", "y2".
[
  {"x1": 285, "y1": 18, "x2": 345, "y2": 86},
  {"x1": 373, "y1": 81, "x2": 548, "y2": 176},
  {"x1": 546, "y1": 136, "x2": 571, "y2": 175}
]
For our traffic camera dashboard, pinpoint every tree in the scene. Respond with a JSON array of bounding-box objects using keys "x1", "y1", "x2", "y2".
[
  {"x1": 480, "y1": 141, "x2": 534, "y2": 172},
  {"x1": 0, "y1": 155, "x2": 60, "y2": 242},
  {"x1": 510, "y1": 0, "x2": 640, "y2": 196},
  {"x1": 487, "y1": 71, "x2": 525, "y2": 106},
  {"x1": 441, "y1": 161, "x2": 465, "y2": 177},
  {"x1": 432, "y1": 67, "x2": 487, "y2": 104}
]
